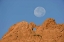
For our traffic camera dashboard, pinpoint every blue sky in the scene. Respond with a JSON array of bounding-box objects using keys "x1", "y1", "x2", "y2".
[{"x1": 0, "y1": 0, "x2": 64, "y2": 39}]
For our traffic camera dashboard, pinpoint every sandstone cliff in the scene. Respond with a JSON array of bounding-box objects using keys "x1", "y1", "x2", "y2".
[{"x1": 0, "y1": 18, "x2": 64, "y2": 42}]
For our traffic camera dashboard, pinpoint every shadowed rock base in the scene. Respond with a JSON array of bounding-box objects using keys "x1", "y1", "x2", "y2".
[{"x1": 0, "y1": 18, "x2": 64, "y2": 42}]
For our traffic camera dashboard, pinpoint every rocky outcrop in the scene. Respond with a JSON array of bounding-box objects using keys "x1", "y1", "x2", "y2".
[{"x1": 0, "y1": 18, "x2": 64, "y2": 42}]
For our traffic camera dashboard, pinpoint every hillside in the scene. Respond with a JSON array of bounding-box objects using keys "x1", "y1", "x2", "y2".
[{"x1": 0, "y1": 18, "x2": 64, "y2": 42}]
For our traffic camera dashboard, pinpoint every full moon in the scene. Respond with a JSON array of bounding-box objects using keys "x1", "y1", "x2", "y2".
[{"x1": 34, "y1": 7, "x2": 46, "y2": 17}]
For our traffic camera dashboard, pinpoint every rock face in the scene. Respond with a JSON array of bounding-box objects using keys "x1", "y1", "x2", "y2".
[{"x1": 0, "y1": 18, "x2": 64, "y2": 42}]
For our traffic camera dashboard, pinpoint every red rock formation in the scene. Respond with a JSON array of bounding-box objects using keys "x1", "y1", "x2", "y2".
[{"x1": 0, "y1": 18, "x2": 64, "y2": 42}]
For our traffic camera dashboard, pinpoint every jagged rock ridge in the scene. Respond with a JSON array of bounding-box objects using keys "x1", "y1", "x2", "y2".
[{"x1": 0, "y1": 18, "x2": 64, "y2": 42}]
